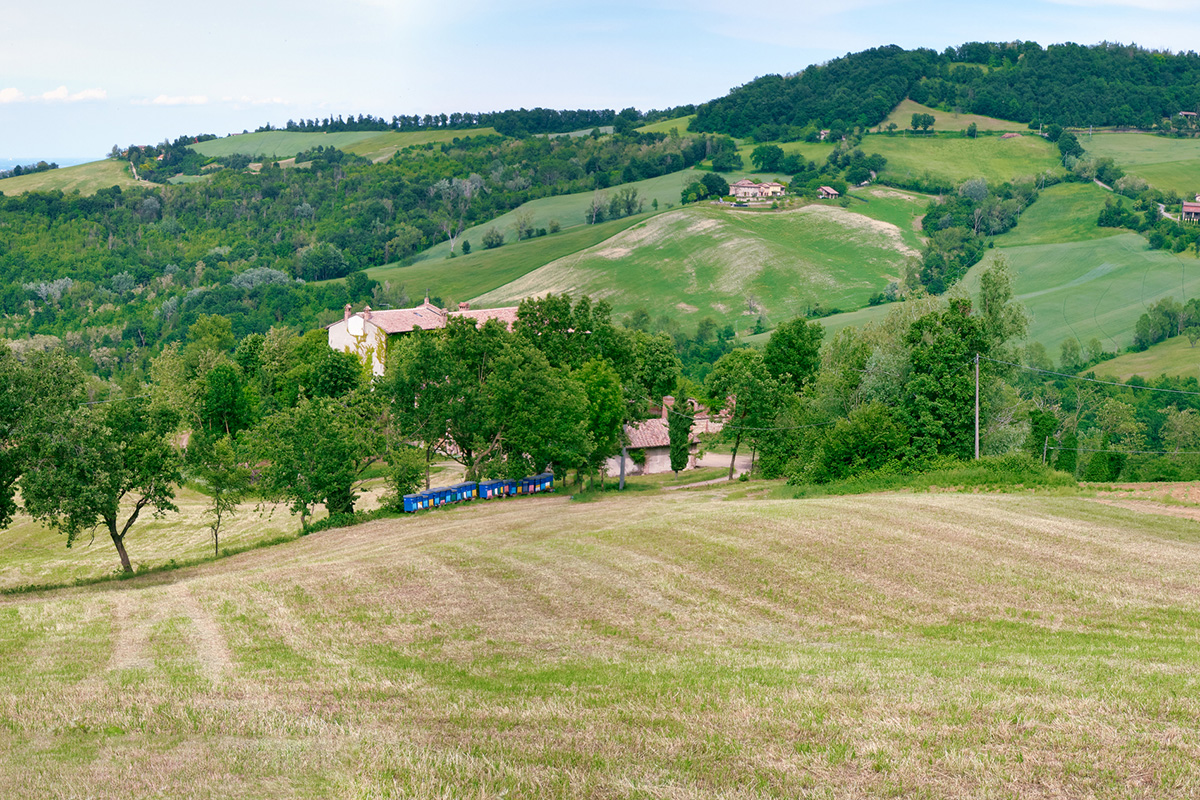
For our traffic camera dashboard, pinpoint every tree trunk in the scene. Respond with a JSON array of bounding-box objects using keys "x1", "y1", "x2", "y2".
[
  {"x1": 108, "y1": 525, "x2": 133, "y2": 574},
  {"x1": 728, "y1": 429, "x2": 743, "y2": 481}
]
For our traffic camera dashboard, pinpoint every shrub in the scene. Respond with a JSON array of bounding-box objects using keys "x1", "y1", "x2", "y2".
[{"x1": 482, "y1": 228, "x2": 504, "y2": 249}]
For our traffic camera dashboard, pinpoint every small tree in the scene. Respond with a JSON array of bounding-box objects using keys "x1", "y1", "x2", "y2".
[
  {"x1": 668, "y1": 399, "x2": 692, "y2": 476},
  {"x1": 482, "y1": 228, "x2": 504, "y2": 249},
  {"x1": 189, "y1": 434, "x2": 250, "y2": 556}
]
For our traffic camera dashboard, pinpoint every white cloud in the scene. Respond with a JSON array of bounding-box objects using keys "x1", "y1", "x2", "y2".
[
  {"x1": 133, "y1": 94, "x2": 209, "y2": 106},
  {"x1": 39, "y1": 85, "x2": 107, "y2": 102},
  {"x1": 0, "y1": 86, "x2": 106, "y2": 103}
]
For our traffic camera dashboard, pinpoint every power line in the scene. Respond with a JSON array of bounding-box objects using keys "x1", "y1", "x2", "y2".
[
  {"x1": 980, "y1": 355, "x2": 1200, "y2": 398},
  {"x1": 1047, "y1": 446, "x2": 1200, "y2": 455},
  {"x1": 646, "y1": 396, "x2": 837, "y2": 432},
  {"x1": 80, "y1": 394, "x2": 151, "y2": 406}
]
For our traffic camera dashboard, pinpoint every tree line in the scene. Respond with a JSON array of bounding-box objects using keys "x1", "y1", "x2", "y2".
[{"x1": 690, "y1": 41, "x2": 1200, "y2": 138}]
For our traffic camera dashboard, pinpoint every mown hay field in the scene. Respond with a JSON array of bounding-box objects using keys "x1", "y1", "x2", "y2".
[{"x1": 2, "y1": 488, "x2": 1198, "y2": 798}]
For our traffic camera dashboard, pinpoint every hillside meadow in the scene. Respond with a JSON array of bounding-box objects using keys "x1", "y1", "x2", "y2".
[
  {"x1": 881, "y1": 99, "x2": 1026, "y2": 134},
  {"x1": 1083, "y1": 133, "x2": 1200, "y2": 198},
  {"x1": 189, "y1": 129, "x2": 501, "y2": 163},
  {"x1": 472, "y1": 200, "x2": 920, "y2": 329},
  {"x1": 2, "y1": 486, "x2": 1199, "y2": 798},
  {"x1": 1085, "y1": 334, "x2": 1200, "y2": 382},
  {"x1": 0, "y1": 159, "x2": 140, "y2": 196}
]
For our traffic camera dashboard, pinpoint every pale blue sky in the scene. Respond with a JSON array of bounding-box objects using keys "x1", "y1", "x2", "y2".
[{"x1": 3, "y1": 0, "x2": 1200, "y2": 160}]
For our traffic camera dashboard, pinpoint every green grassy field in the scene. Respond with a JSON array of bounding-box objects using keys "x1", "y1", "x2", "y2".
[
  {"x1": 865, "y1": 132, "x2": 1065, "y2": 188},
  {"x1": 365, "y1": 214, "x2": 649, "y2": 306},
  {"x1": 0, "y1": 159, "x2": 140, "y2": 196},
  {"x1": 1082, "y1": 133, "x2": 1200, "y2": 197},
  {"x1": 411, "y1": 167, "x2": 790, "y2": 264},
  {"x1": 966, "y1": 234, "x2": 1198, "y2": 352},
  {"x1": 3, "y1": 488, "x2": 1199, "y2": 797},
  {"x1": 881, "y1": 99, "x2": 1025, "y2": 133},
  {"x1": 189, "y1": 129, "x2": 501, "y2": 163},
  {"x1": 636, "y1": 114, "x2": 696, "y2": 134},
  {"x1": 816, "y1": 183, "x2": 1177, "y2": 351},
  {"x1": 1085, "y1": 334, "x2": 1200, "y2": 381},
  {"x1": 473, "y1": 201, "x2": 921, "y2": 330},
  {"x1": 993, "y1": 181, "x2": 1123, "y2": 247}
]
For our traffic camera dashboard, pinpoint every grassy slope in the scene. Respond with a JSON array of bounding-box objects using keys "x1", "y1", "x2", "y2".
[
  {"x1": 1083, "y1": 132, "x2": 1200, "y2": 197},
  {"x1": 817, "y1": 182, "x2": 1186, "y2": 351},
  {"x1": 882, "y1": 99, "x2": 1025, "y2": 133},
  {"x1": 189, "y1": 129, "x2": 500, "y2": 162},
  {"x1": 412, "y1": 167, "x2": 790, "y2": 264},
  {"x1": 867, "y1": 133, "x2": 1065, "y2": 187},
  {"x1": 0, "y1": 159, "x2": 140, "y2": 196},
  {"x1": 1088, "y1": 334, "x2": 1200, "y2": 381},
  {"x1": 473, "y1": 200, "x2": 921, "y2": 329},
  {"x1": 636, "y1": 114, "x2": 696, "y2": 134},
  {"x1": 365, "y1": 214, "x2": 648, "y2": 306},
  {"x1": 3, "y1": 490, "x2": 1200, "y2": 797}
]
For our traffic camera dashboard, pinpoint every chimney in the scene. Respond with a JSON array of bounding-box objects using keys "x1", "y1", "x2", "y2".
[
  {"x1": 661, "y1": 395, "x2": 675, "y2": 421},
  {"x1": 362, "y1": 305, "x2": 372, "y2": 322},
  {"x1": 458, "y1": 302, "x2": 470, "y2": 311},
  {"x1": 344, "y1": 303, "x2": 351, "y2": 321}
]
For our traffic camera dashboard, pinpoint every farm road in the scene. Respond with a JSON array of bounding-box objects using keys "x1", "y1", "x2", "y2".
[{"x1": 665, "y1": 452, "x2": 753, "y2": 489}]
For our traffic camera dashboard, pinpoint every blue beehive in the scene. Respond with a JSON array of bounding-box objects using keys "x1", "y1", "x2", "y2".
[
  {"x1": 536, "y1": 472, "x2": 554, "y2": 492},
  {"x1": 501, "y1": 479, "x2": 517, "y2": 496},
  {"x1": 478, "y1": 479, "x2": 504, "y2": 499},
  {"x1": 435, "y1": 487, "x2": 454, "y2": 506},
  {"x1": 452, "y1": 481, "x2": 477, "y2": 501},
  {"x1": 518, "y1": 476, "x2": 537, "y2": 495},
  {"x1": 402, "y1": 494, "x2": 422, "y2": 513}
]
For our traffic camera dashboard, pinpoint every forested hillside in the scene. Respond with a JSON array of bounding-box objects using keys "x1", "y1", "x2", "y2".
[{"x1": 693, "y1": 42, "x2": 1200, "y2": 137}]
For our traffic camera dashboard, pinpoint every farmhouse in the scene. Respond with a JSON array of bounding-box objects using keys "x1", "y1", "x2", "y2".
[
  {"x1": 1183, "y1": 199, "x2": 1200, "y2": 223},
  {"x1": 729, "y1": 179, "x2": 786, "y2": 199},
  {"x1": 327, "y1": 300, "x2": 519, "y2": 375},
  {"x1": 604, "y1": 396, "x2": 723, "y2": 477},
  {"x1": 818, "y1": 186, "x2": 840, "y2": 199},
  {"x1": 1179, "y1": 111, "x2": 1198, "y2": 119}
]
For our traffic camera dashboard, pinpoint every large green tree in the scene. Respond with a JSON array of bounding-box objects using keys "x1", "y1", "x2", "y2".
[
  {"x1": 706, "y1": 349, "x2": 782, "y2": 479},
  {"x1": 22, "y1": 398, "x2": 183, "y2": 574},
  {"x1": 763, "y1": 318, "x2": 824, "y2": 394}
]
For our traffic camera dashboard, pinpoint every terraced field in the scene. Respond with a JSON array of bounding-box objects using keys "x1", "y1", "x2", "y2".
[{"x1": 3, "y1": 488, "x2": 1198, "y2": 798}]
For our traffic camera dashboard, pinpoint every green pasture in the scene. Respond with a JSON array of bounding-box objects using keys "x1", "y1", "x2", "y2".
[
  {"x1": 0, "y1": 159, "x2": 139, "y2": 196},
  {"x1": 365, "y1": 215, "x2": 648, "y2": 306},
  {"x1": 962, "y1": 234, "x2": 1199, "y2": 352},
  {"x1": 866, "y1": 132, "x2": 1065, "y2": 188},
  {"x1": 636, "y1": 114, "x2": 696, "y2": 135},
  {"x1": 189, "y1": 128, "x2": 501, "y2": 162},
  {"x1": 881, "y1": 99, "x2": 1025, "y2": 133},
  {"x1": 412, "y1": 167, "x2": 789, "y2": 264},
  {"x1": 995, "y1": 181, "x2": 1122, "y2": 247},
  {"x1": 3, "y1": 490, "x2": 1200, "y2": 797},
  {"x1": 1082, "y1": 132, "x2": 1200, "y2": 197},
  {"x1": 1086, "y1": 334, "x2": 1200, "y2": 382},
  {"x1": 473, "y1": 201, "x2": 920, "y2": 331}
]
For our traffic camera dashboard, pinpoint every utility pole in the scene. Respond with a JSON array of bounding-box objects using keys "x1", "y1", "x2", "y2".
[
  {"x1": 974, "y1": 352, "x2": 980, "y2": 460},
  {"x1": 619, "y1": 446, "x2": 627, "y2": 490}
]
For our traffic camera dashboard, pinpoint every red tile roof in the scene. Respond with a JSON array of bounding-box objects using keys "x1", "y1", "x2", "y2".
[
  {"x1": 448, "y1": 306, "x2": 519, "y2": 330},
  {"x1": 364, "y1": 302, "x2": 447, "y2": 334},
  {"x1": 624, "y1": 418, "x2": 701, "y2": 450}
]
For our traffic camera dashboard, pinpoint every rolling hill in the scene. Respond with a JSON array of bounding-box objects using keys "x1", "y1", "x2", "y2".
[
  {"x1": 1083, "y1": 133, "x2": 1200, "y2": 198},
  {"x1": 472, "y1": 198, "x2": 922, "y2": 328},
  {"x1": 189, "y1": 128, "x2": 501, "y2": 163},
  {"x1": 0, "y1": 159, "x2": 140, "y2": 196}
]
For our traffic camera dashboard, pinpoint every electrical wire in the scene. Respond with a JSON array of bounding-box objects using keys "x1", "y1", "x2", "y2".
[
  {"x1": 1046, "y1": 446, "x2": 1200, "y2": 455},
  {"x1": 645, "y1": 396, "x2": 837, "y2": 432},
  {"x1": 979, "y1": 355, "x2": 1200, "y2": 397}
]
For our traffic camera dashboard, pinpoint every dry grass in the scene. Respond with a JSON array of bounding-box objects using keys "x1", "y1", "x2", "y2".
[{"x1": 1, "y1": 490, "x2": 1198, "y2": 798}]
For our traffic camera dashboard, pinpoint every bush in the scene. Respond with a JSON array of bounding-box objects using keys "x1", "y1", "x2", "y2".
[{"x1": 482, "y1": 228, "x2": 504, "y2": 249}]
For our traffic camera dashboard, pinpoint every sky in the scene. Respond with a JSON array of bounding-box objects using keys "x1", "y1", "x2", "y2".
[{"x1": 3, "y1": 0, "x2": 1200, "y2": 162}]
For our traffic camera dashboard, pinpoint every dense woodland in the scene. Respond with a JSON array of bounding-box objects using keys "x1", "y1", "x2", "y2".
[{"x1": 692, "y1": 42, "x2": 1200, "y2": 137}]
